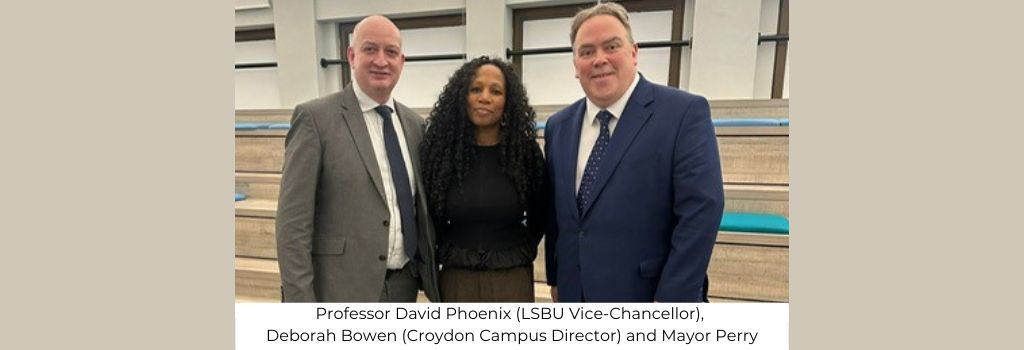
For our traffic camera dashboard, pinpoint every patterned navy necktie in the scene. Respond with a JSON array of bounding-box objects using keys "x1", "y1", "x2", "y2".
[
  {"x1": 375, "y1": 105, "x2": 418, "y2": 260},
  {"x1": 577, "y1": 110, "x2": 613, "y2": 215}
]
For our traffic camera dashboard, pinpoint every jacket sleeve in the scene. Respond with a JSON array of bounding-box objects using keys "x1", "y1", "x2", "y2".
[
  {"x1": 543, "y1": 119, "x2": 559, "y2": 287},
  {"x1": 526, "y1": 141, "x2": 549, "y2": 249},
  {"x1": 275, "y1": 105, "x2": 322, "y2": 302},
  {"x1": 655, "y1": 96, "x2": 725, "y2": 302}
]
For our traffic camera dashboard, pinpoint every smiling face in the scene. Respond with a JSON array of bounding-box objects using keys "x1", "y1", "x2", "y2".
[
  {"x1": 572, "y1": 14, "x2": 638, "y2": 108},
  {"x1": 466, "y1": 64, "x2": 507, "y2": 133},
  {"x1": 347, "y1": 16, "x2": 404, "y2": 104}
]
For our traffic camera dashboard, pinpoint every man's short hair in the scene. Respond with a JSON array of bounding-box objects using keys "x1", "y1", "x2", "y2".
[{"x1": 569, "y1": 2, "x2": 635, "y2": 46}]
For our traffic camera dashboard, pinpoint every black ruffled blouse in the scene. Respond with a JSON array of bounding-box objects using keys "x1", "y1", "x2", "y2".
[{"x1": 436, "y1": 144, "x2": 546, "y2": 270}]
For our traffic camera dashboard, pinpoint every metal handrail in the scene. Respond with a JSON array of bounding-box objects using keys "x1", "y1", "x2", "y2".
[
  {"x1": 319, "y1": 53, "x2": 466, "y2": 68},
  {"x1": 235, "y1": 62, "x2": 278, "y2": 69},
  {"x1": 505, "y1": 39, "x2": 693, "y2": 59}
]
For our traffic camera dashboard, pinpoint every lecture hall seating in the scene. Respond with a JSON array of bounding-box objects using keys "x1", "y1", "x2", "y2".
[{"x1": 234, "y1": 99, "x2": 789, "y2": 303}]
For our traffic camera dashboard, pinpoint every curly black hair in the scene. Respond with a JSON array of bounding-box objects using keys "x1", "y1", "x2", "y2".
[{"x1": 420, "y1": 56, "x2": 545, "y2": 222}]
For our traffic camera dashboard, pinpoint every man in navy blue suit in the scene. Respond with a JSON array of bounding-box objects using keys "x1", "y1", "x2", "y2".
[{"x1": 544, "y1": 2, "x2": 724, "y2": 302}]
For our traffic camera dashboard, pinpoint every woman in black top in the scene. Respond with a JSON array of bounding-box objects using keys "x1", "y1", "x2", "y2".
[{"x1": 420, "y1": 56, "x2": 547, "y2": 302}]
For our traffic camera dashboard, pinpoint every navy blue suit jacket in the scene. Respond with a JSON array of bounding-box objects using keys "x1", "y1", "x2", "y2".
[{"x1": 544, "y1": 76, "x2": 724, "y2": 302}]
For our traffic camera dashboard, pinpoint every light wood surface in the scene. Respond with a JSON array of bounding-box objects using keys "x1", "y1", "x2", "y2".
[
  {"x1": 236, "y1": 217, "x2": 276, "y2": 259},
  {"x1": 235, "y1": 136, "x2": 285, "y2": 173},
  {"x1": 235, "y1": 257, "x2": 281, "y2": 300},
  {"x1": 707, "y1": 243, "x2": 789, "y2": 301},
  {"x1": 235, "y1": 109, "x2": 292, "y2": 123},
  {"x1": 234, "y1": 200, "x2": 790, "y2": 301},
  {"x1": 719, "y1": 136, "x2": 789, "y2": 185},
  {"x1": 234, "y1": 176, "x2": 789, "y2": 217},
  {"x1": 234, "y1": 199, "x2": 277, "y2": 218},
  {"x1": 233, "y1": 134, "x2": 790, "y2": 184},
  {"x1": 274, "y1": 99, "x2": 788, "y2": 125}
]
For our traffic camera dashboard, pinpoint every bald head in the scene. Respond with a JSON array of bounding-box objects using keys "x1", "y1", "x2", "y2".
[
  {"x1": 352, "y1": 15, "x2": 402, "y2": 49},
  {"x1": 348, "y1": 15, "x2": 405, "y2": 104}
]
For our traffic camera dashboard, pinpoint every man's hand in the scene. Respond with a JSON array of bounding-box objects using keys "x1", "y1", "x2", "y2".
[{"x1": 550, "y1": 287, "x2": 558, "y2": 302}]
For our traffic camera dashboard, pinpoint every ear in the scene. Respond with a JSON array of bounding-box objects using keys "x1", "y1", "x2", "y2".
[
  {"x1": 346, "y1": 46, "x2": 355, "y2": 68},
  {"x1": 630, "y1": 42, "x2": 639, "y2": 66}
]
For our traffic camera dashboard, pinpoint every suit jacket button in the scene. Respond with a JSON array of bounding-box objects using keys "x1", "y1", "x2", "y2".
[
  {"x1": 383, "y1": 220, "x2": 389, "y2": 226},
  {"x1": 379, "y1": 254, "x2": 387, "y2": 261}
]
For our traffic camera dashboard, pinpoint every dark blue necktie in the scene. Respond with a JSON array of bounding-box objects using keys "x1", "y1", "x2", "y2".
[
  {"x1": 375, "y1": 105, "x2": 418, "y2": 260},
  {"x1": 577, "y1": 110, "x2": 613, "y2": 215}
]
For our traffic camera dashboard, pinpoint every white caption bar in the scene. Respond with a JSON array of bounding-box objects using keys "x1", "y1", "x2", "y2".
[{"x1": 236, "y1": 303, "x2": 788, "y2": 349}]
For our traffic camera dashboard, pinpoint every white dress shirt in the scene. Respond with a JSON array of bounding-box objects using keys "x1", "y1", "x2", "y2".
[
  {"x1": 352, "y1": 80, "x2": 415, "y2": 269},
  {"x1": 576, "y1": 72, "x2": 641, "y2": 192}
]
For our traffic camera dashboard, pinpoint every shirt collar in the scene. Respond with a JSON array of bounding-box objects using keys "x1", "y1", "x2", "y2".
[
  {"x1": 585, "y1": 72, "x2": 640, "y2": 125},
  {"x1": 352, "y1": 79, "x2": 396, "y2": 114}
]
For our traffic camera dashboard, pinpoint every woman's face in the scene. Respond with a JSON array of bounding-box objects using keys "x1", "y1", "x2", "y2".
[{"x1": 467, "y1": 64, "x2": 506, "y2": 131}]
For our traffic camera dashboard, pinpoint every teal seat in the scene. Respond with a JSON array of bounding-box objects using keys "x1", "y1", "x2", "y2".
[
  {"x1": 713, "y1": 118, "x2": 781, "y2": 127},
  {"x1": 235, "y1": 123, "x2": 270, "y2": 130},
  {"x1": 267, "y1": 123, "x2": 290, "y2": 129},
  {"x1": 235, "y1": 193, "x2": 247, "y2": 202},
  {"x1": 720, "y1": 212, "x2": 789, "y2": 234},
  {"x1": 535, "y1": 121, "x2": 546, "y2": 130}
]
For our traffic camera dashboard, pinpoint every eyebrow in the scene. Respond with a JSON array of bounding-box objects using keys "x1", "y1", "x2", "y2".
[
  {"x1": 577, "y1": 37, "x2": 623, "y2": 50},
  {"x1": 360, "y1": 41, "x2": 400, "y2": 50}
]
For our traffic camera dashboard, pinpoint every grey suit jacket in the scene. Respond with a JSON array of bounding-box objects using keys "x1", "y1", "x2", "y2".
[{"x1": 275, "y1": 84, "x2": 440, "y2": 302}]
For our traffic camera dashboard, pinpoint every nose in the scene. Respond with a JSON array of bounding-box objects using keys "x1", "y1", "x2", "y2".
[
  {"x1": 477, "y1": 91, "x2": 492, "y2": 104},
  {"x1": 592, "y1": 53, "x2": 608, "y2": 67},
  {"x1": 372, "y1": 52, "x2": 389, "y2": 67}
]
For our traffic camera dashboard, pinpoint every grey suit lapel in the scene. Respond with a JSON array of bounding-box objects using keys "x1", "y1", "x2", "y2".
[{"x1": 337, "y1": 86, "x2": 387, "y2": 202}]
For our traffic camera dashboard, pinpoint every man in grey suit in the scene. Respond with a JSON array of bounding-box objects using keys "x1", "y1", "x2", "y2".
[{"x1": 276, "y1": 15, "x2": 440, "y2": 302}]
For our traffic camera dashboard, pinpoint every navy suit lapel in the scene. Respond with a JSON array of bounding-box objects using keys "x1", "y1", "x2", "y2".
[
  {"x1": 580, "y1": 77, "x2": 655, "y2": 217},
  {"x1": 561, "y1": 100, "x2": 586, "y2": 222}
]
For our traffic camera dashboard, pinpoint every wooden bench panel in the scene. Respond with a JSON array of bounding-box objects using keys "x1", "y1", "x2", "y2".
[
  {"x1": 236, "y1": 109, "x2": 292, "y2": 123},
  {"x1": 719, "y1": 136, "x2": 789, "y2": 185},
  {"x1": 236, "y1": 217, "x2": 277, "y2": 259},
  {"x1": 235, "y1": 257, "x2": 281, "y2": 300},
  {"x1": 235, "y1": 182, "x2": 280, "y2": 201},
  {"x1": 234, "y1": 242, "x2": 786, "y2": 302},
  {"x1": 707, "y1": 240, "x2": 789, "y2": 302},
  {"x1": 235, "y1": 199, "x2": 277, "y2": 218},
  {"x1": 723, "y1": 184, "x2": 789, "y2": 217},
  {"x1": 234, "y1": 179, "x2": 788, "y2": 218},
  {"x1": 235, "y1": 172, "x2": 282, "y2": 200},
  {"x1": 235, "y1": 136, "x2": 284, "y2": 173},
  {"x1": 234, "y1": 136, "x2": 788, "y2": 186}
]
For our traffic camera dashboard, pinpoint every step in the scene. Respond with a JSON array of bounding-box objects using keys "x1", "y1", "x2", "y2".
[
  {"x1": 235, "y1": 198, "x2": 277, "y2": 218},
  {"x1": 245, "y1": 99, "x2": 787, "y2": 127},
  {"x1": 235, "y1": 254, "x2": 774, "y2": 303},
  {"x1": 235, "y1": 257, "x2": 281, "y2": 300},
  {"x1": 723, "y1": 184, "x2": 788, "y2": 217},
  {"x1": 235, "y1": 257, "x2": 548, "y2": 303},
  {"x1": 719, "y1": 135, "x2": 789, "y2": 185},
  {"x1": 235, "y1": 172, "x2": 282, "y2": 200},
  {"x1": 708, "y1": 99, "x2": 789, "y2": 118},
  {"x1": 235, "y1": 200, "x2": 787, "y2": 301},
  {"x1": 707, "y1": 232, "x2": 789, "y2": 302},
  {"x1": 235, "y1": 135, "x2": 285, "y2": 173},
  {"x1": 234, "y1": 228, "x2": 787, "y2": 302},
  {"x1": 234, "y1": 177, "x2": 788, "y2": 217},
  {"x1": 236, "y1": 109, "x2": 292, "y2": 123},
  {"x1": 532, "y1": 231, "x2": 788, "y2": 302},
  {"x1": 232, "y1": 188, "x2": 789, "y2": 257},
  {"x1": 234, "y1": 133, "x2": 788, "y2": 185},
  {"x1": 236, "y1": 216, "x2": 276, "y2": 259}
]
